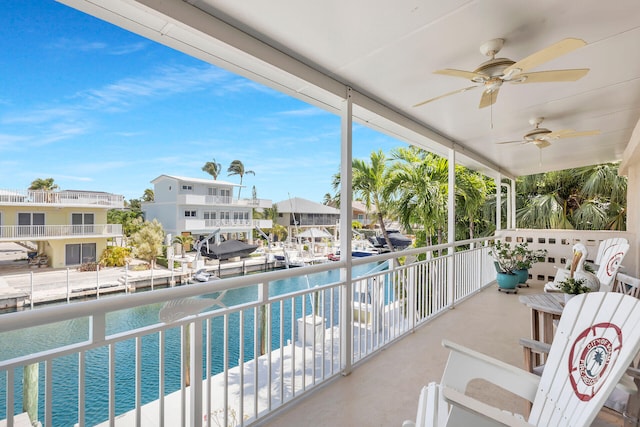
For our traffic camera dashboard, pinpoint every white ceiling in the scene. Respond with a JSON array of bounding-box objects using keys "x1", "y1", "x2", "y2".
[{"x1": 60, "y1": 0, "x2": 640, "y2": 178}]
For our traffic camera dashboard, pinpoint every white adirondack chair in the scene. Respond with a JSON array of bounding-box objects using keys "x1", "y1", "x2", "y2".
[
  {"x1": 403, "y1": 292, "x2": 640, "y2": 427},
  {"x1": 594, "y1": 237, "x2": 628, "y2": 268},
  {"x1": 614, "y1": 272, "x2": 640, "y2": 298},
  {"x1": 594, "y1": 240, "x2": 629, "y2": 292}
]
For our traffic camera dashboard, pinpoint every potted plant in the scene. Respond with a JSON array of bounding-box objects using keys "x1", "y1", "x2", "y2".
[
  {"x1": 490, "y1": 241, "x2": 520, "y2": 291},
  {"x1": 558, "y1": 276, "x2": 592, "y2": 303},
  {"x1": 513, "y1": 243, "x2": 547, "y2": 286}
]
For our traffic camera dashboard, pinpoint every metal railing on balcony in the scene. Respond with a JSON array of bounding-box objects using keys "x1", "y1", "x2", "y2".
[
  {"x1": 0, "y1": 237, "x2": 495, "y2": 427},
  {"x1": 0, "y1": 190, "x2": 124, "y2": 208},
  {"x1": 0, "y1": 224, "x2": 123, "y2": 240}
]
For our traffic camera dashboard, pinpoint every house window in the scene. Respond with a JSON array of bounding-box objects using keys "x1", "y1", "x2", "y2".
[
  {"x1": 208, "y1": 188, "x2": 218, "y2": 196},
  {"x1": 72, "y1": 213, "x2": 95, "y2": 234},
  {"x1": 17, "y1": 212, "x2": 45, "y2": 236},
  {"x1": 204, "y1": 211, "x2": 216, "y2": 220},
  {"x1": 65, "y1": 243, "x2": 96, "y2": 266},
  {"x1": 182, "y1": 185, "x2": 193, "y2": 191},
  {"x1": 184, "y1": 210, "x2": 197, "y2": 217}
]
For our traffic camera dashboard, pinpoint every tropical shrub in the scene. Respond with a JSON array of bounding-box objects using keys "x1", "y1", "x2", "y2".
[{"x1": 100, "y1": 246, "x2": 131, "y2": 267}]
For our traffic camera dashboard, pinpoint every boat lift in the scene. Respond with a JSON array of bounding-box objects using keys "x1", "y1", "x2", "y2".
[{"x1": 191, "y1": 229, "x2": 221, "y2": 279}]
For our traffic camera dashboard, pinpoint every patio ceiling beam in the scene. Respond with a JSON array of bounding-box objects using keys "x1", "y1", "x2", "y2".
[{"x1": 57, "y1": 0, "x2": 513, "y2": 180}]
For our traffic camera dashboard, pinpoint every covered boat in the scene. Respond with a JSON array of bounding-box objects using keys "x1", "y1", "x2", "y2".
[
  {"x1": 370, "y1": 230, "x2": 412, "y2": 250},
  {"x1": 200, "y1": 240, "x2": 258, "y2": 260}
]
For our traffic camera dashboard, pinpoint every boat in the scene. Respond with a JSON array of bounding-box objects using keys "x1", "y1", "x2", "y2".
[
  {"x1": 192, "y1": 269, "x2": 218, "y2": 282},
  {"x1": 328, "y1": 240, "x2": 383, "y2": 260},
  {"x1": 200, "y1": 239, "x2": 258, "y2": 261},
  {"x1": 369, "y1": 230, "x2": 412, "y2": 250}
]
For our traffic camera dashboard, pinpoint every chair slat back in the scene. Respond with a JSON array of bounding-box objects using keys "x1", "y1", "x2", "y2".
[
  {"x1": 529, "y1": 292, "x2": 640, "y2": 426},
  {"x1": 596, "y1": 242, "x2": 629, "y2": 291},
  {"x1": 594, "y1": 238, "x2": 628, "y2": 266}
]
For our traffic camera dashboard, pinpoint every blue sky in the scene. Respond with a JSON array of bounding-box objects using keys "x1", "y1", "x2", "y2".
[{"x1": 0, "y1": 1, "x2": 403, "y2": 204}]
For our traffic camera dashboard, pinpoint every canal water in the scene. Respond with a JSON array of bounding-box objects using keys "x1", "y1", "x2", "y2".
[{"x1": 0, "y1": 263, "x2": 382, "y2": 426}]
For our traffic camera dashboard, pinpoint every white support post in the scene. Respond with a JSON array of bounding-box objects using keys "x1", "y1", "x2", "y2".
[
  {"x1": 511, "y1": 178, "x2": 517, "y2": 228},
  {"x1": 30, "y1": 271, "x2": 34, "y2": 309},
  {"x1": 495, "y1": 174, "x2": 502, "y2": 231},
  {"x1": 189, "y1": 320, "x2": 203, "y2": 427},
  {"x1": 447, "y1": 148, "x2": 456, "y2": 307},
  {"x1": 340, "y1": 87, "x2": 354, "y2": 376},
  {"x1": 66, "y1": 268, "x2": 70, "y2": 303}
]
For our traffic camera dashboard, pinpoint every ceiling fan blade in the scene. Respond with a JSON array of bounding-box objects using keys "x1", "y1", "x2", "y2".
[
  {"x1": 434, "y1": 68, "x2": 486, "y2": 81},
  {"x1": 504, "y1": 38, "x2": 587, "y2": 75},
  {"x1": 495, "y1": 140, "x2": 526, "y2": 145},
  {"x1": 549, "y1": 129, "x2": 601, "y2": 139},
  {"x1": 544, "y1": 129, "x2": 575, "y2": 139},
  {"x1": 413, "y1": 85, "x2": 477, "y2": 107},
  {"x1": 511, "y1": 69, "x2": 589, "y2": 84},
  {"x1": 479, "y1": 88, "x2": 499, "y2": 109}
]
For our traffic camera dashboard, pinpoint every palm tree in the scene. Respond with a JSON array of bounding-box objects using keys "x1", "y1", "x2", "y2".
[
  {"x1": 455, "y1": 167, "x2": 489, "y2": 240},
  {"x1": 516, "y1": 163, "x2": 627, "y2": 230},
  {"x1": 29, "y1": 178, "x2": 58, "y2": 191},
  {"x1": 387, "y1": 147, "x2": 448, "y2": 247},
  {"x1": 172, "y1": 234, "x2": 194, "y2": 258},
  {"x1": 351, "y1": 150, "x2": 395, "y2": 250},
  {"x1": 202, "y1": 158, "x2": 222, "y2": 180},
  {"x1": 142, "y1": 188, "x2": 154, "y2": 202},
  {"x1": 227, "y1": 160, "x2": 255, "y2": 199}
]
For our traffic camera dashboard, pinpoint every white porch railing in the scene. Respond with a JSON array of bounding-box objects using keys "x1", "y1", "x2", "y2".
[
  {"x1": 0, "y1": 190, "x2": 124, "y2": 208},
  {"x1": 0, "y1": 238, "x2": 495, "y2": 427},
  {"x1": 0, "y1": 224, "x2": 123, "y2": 241}
]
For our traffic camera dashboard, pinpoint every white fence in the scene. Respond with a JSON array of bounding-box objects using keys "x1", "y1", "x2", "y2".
[{"x1": 0, "y1": 238, "x2": 495, "y2": 427}]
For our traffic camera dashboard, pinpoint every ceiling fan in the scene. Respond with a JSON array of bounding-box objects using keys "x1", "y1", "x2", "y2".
[
  {"x1": 496, "y1": 117, "x2": 600, "y2": 149},
  {"x1": 413, "y1": 38, "x2": 589, "y2": 109}
]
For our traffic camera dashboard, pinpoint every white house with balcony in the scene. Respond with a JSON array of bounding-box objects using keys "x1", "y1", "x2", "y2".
[
  {"x1": 0, "y1": 188, "x2": 124, "y2": 268},
  {"x1": 142, "y1": 175, "x2": 272, "y2": 243}
]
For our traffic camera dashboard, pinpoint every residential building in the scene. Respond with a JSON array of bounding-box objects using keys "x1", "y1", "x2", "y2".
[
  {"x1": 0, "y1": 189, "x2": 124, "y2": 268},
  {"x1": 275, "y1": 197, "x2": 339, "y2": 238},
  {"x1": 142, "y1": 175, "x2": 272, "y2": 243},
  {"x1": 352, "y1": 200, "x2": 376, "y2": 228}
]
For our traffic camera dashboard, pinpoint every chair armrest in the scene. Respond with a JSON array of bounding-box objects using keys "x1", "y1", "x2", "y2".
[
  {"x1": 520, "y1": 338, "x2": 551, "y2": 373},
  {"x1": 443, "y1": 387, "x2": 533, "y2": 427},
  {"x1": 519, "y1": 338, "x2": 551, "y2": 355},
  {"x1": 441, "y1": 340, "x2": 540, "y2": 403}
]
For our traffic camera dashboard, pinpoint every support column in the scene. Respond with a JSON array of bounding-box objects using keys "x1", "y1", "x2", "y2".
[
  {"x1": 447, "y1": 149, "x2": 456, "y2": 307},
  {"x1": 511, "y1": 178, "x2": 517, "y2": 229},
  {"x1": 495, "y1": 174, "x2": 502, "y2": 231},
  {"x1": 340, "y1": 87, "x2": 354, "y2": 376}
]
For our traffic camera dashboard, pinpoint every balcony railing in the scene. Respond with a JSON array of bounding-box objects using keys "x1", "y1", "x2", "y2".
[
  {"x1": 177, "y1": 194, "x2": 271, "y2": 208},
  {"x1": 0, "y1": 224, "x2": 123, "y2": 241},
  {"x1": 0, "y1": 237, "x2": 495, "y2": 427},
  {"x1": 0, "y1": 190, "x2": 124, "y2": 208}
]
